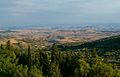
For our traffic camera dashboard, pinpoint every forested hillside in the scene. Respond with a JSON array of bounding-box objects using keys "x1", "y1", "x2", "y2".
[
  {"x1": 0, "y1": 39, "x2": 120, "y2": 77},
  {"x1": 59, "y1": 35, "x2": 120, "y2": 51}
]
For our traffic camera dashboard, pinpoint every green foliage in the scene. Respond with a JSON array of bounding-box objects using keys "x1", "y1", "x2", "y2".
[
  {"x1": 28, "y1": 45, "x2": 32, "y2": 70},
  {"x1": 58, "y1": 35, "x2": 120, "y2": 51},
  {"x1": 6, "y1": 40, "x2": 11, "y2": 50},
  {"x1": 51, "y1": 44, "x2": 60, "y2": 63},
  {"x1": 114, "y1": 70, "x2": 120, "y2": 77},
  {"x1": 29, "y1": 66, "x2": 43, "y2": 77},
  {"x1": 75, "y1": 59, "x2": 90, "y2": 77},
  {"x1": 89, "y1": 63, "x2": 113, "y2": 77},
  {"x1": 49, "y1": 63, "x2": 61, "y2": 77},
  {"x1": 0, "y1": 40, "x2": 120, "y2": 77}
]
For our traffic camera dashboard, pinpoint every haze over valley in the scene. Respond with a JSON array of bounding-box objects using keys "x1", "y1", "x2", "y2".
[{"x1": 0, "y1": 24, "x2": 120, "y2": 48}]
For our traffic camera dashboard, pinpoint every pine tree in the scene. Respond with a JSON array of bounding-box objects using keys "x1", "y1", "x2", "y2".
[
  {"x1": 6, "y1": 40, "x2": 11, "y2": 50},
  {"x1": 89, "y1": 48, "x2": 98, "y2": 66},
  {"x1": 51, "y1": 43, "x2": 60, "y2": 63},
  {"x1": 28, "y1": 45, "x2": 32, "y2": 70},
  {"x1": 49, "y1": 63, "x2": 61, "y2": 77},
  {"x1": 82, "y1": 48, "x2": 89, "y2": 60},
  {"x1": 92, "y1": 48, "x2": 97, "y2": 58},
  {"x1": 0, "y1": 44, "x2": 4, "y2": 49},
  {"x1": 74, "y1": 58, "x2": 90, "y2": 77},
  {"x1": 39, "y1": 50, "x2": 50, "y2": 77}
]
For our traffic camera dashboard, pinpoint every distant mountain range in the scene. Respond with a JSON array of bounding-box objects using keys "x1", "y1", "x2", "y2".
[{"x1": 0, "y1": 24, "x2": 120, "y2": 31}]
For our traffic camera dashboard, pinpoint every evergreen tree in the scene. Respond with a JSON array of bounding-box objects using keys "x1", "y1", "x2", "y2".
[
  {"x1": 28, "y1": 45, "x2": 32, "y2": 70},
  {"x1": 29, "y1": 66, "x2": 44, "y2": 77},
  {"x1": 38, "y1": 51, "x2": 50, "y2": 77},
  {"x1": 89, "y1": 63, "x2": 113, "y2": 77},
  {"x1": 75, "y1": 59, "x2": 90, "y2": 77},
  {"x1": 0, "y1": 44, "x2": 4, "y2": 49},
  {"x1": 6, "y1": 40, "x2": 11, "y2": 50},
  {"x1": 92, "y1": 48, "x2": 97, "y2": 58},
  {"x1": 51, "y1": 43, "x2": 60, "y2": 63},
  {"x1": 48, "y1": 63, "x2": 61, "y2": 77}
]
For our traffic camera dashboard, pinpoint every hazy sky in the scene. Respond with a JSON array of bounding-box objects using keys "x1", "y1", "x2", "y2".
[{"x1": 0, "y1": 0, "x2": 120, "y2": 26}]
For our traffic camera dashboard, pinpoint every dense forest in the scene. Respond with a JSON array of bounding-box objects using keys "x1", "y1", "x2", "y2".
[{"x1": 0, "y1": 35, "x2": 120, "y2": 77}]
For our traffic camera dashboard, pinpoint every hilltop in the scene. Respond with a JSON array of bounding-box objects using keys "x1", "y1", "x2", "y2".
[{"x1": 58, "y1": 35, "x2": 120, "y2": 51}]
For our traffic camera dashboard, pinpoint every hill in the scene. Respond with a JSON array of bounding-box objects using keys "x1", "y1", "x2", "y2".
[{"x1": 58, "y1": 35, "x2": 120, "y2": 51}]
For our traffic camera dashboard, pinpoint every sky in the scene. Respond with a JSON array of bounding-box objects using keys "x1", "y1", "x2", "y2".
[{"x1": 0, "y1": 0, "x2": 120, "y2": 26}]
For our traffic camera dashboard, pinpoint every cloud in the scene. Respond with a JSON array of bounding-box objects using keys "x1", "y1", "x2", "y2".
[{"x1": 0, "y1": 0, "x2": 120, "y2": 25}]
